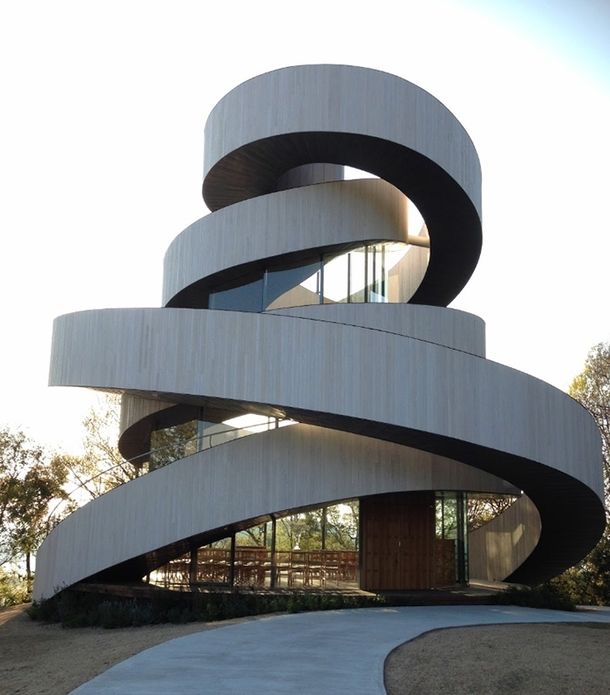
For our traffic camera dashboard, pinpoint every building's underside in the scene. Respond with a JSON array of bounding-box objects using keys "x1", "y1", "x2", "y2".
[{"x1": 34, "y1": 65, "x2": 605, "y2": 601}]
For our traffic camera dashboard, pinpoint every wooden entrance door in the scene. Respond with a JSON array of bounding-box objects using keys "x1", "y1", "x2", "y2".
[{"x1": 360, "y1": 492, "x2": 435, "y2": 591}]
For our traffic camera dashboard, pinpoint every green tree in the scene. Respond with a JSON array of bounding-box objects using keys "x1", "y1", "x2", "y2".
[
  {"x1": 150, "y1": 420, "x2": 198, "y2": 470},
  {"x1": 51, "y1": 394, "x2": 138, "y2": 510},
  {"x1": 324, "y1": 502, "x2": 359, "y2": 550},
  {"x1": 0, "y1": 428, "x2": 69, "y2": 594},
  {"x1": 0, "y1": 567, "x2": 29, "y2": 607},
  {"x1": 554, "y1": 342, "x2": 610, "y2": 605},
  {"x1": 467, "y1": 495, "x2": 516, "y2": 531},
  {"x1": 277, "y1": 510, "x2": 322, "y2": 551},
  {"x1": 9, "y1": 456, "x2": 69, "y2": 582},
  {"x1": 274, "y1": 503, "x2": 359, "y2": 551},
  {"x1": 569, "y1": 342, "x2": 610, "y2": 502}
]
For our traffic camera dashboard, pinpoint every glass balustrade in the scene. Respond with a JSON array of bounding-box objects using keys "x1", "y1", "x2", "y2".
[{"x1": 150, "y1": 414, "x2": 297, "y2": 471}]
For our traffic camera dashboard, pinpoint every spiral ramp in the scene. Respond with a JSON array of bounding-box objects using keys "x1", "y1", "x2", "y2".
[{"x1": 35, "y1": 66, "x2": 605, "y2": 601}]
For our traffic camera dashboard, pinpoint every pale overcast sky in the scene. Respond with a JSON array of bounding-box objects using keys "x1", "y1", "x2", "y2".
[{"x1": 1, "y1": 0, "x2": 608, "y2": 453}]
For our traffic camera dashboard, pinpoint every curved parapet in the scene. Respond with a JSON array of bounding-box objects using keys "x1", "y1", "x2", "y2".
[
  {"x1": 36, "y1": 66, "x2": 605, "y2": 601},
  {"x1": 268, "y1": 304, "x2": 486, "y2": 357},
  {"x1": 469, "y1": 495, "x2": 542, "y2": 582}
]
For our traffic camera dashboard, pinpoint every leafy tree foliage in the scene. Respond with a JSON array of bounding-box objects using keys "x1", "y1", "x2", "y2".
[
  {"x1": 50, "y1": 394, "x2": 137, "y2": 512},
  {"x1": 554, "y1": 342, "x2": 610, "y2": 605},
  {"x1": 325, "y1": 501, "x2": 359, "y2": 550},
  {"x1": 80, "y1": 393, "x2": 136, "y2": 487},
  {"x1": 150, "y1": 420, "x2": 198, "y2": 469},
  {"x1": 232, "y1": 504, "x2": 359, "y2": 552},
  {"x1": 569, "y1": 342, "x2": 610, "y2": 503},
  {"x1": 0, "y1": 428, "x2": 69, "y2": 586},
  {"x1": 277, "y1": 510, "x2": 323, "y2": 551},
  {"x1": 467, "y1": 495, "x2": 517, "y2": 531},
  {"x1": 273, "y1": 504, "x2": 359, "y2": 551},
  {"x1": 0, "y1": 568, "x2": 30, "y2": 607}
]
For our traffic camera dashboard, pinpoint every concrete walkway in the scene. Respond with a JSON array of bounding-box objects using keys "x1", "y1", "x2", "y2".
[{"x1": 71, "y1": 605, "x2": 610, "y2": 694}]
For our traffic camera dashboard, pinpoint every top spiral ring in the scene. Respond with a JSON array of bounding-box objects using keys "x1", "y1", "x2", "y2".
[{"x1": 202, "y1": 64, "x2": 482, "y2": 306}]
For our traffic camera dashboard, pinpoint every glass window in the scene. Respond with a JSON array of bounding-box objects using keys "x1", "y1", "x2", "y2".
[
  {"x1": 348, "y1": 247, "x2": 366, "y2": 302},
  {"x1": 322, "y1": 252, "x2": 349, "y2": 304},
  {"x1": 435, "y1": 492, "x2": 468, "y2": 586},
  {"x1": 149, "y1": 500, "x2": 360, "y2": 591},
  {"x1": 209, "y1": 276, "x2": 264, "y2": 312},
  {"x1": 150, "y1": 420, "x2": 198, "y2": 470},
  {"x1": 264, "y1": 261, "x2": 322, "y2": 310},
  {"x1": 384, "y1": 242, "x2": 409, "y2": 302},
  {"x1": 367, "y1": 244, "x2": 388, "y2": 302},
  {"x1": 205, "y1": 241, "x2": 411, "y2": 313}
]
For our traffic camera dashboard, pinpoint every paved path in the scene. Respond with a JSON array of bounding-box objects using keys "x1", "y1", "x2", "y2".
[{"x1": 71, "y1": 605, "x2": 610, "y2": 694}]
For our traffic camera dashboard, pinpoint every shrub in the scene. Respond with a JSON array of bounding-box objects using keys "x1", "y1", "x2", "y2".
[
  {"x1": 28, "y1": 588, "x2": 383, "y2": 628},
  {"x1": 0, "y1": 570, "x2": 30, "y2": 608},
  {"x1": 494, "y1": 582, "x2": 576, "y2": 611}
]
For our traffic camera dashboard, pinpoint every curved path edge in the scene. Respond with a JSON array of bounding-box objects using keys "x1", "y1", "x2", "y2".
[{"x1": 69, "y1": 605, "x2": 610, "y2": 694}]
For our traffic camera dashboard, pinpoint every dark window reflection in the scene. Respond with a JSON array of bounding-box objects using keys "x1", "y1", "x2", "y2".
[
  {"x1": 209, "y1": 276, "x2": 264, "y2": 312},
  {"x1": 264, "y1": 261, "x2": 322, "y2": 310}
]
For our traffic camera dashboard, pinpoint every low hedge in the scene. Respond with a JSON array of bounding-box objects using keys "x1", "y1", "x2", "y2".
[{"x1": 28, "y1": 589, "x2": 384, "y2": 629}]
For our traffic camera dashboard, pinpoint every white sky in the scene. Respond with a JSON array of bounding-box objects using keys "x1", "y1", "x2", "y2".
[{"x1": 1, "y1": 0, "x2": 609, "y2": 454}]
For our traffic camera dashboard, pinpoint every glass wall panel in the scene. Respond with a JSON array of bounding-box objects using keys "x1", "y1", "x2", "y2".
[
  {"x1": 298, "y1": 264, "x2": 323, "y2": 302},
  {"x1": 367, "y1": 244, "x2": 387, "y2": 302},
  {"x1": 195, "y1": 540, "x2": 232, "y2": 586},
  {"x1": 456, "y1": 491, "x2": 468, "y2": 584},
  {"x1": 322, "y1": 252, "x2": 349, "y2": 303},
  {"x1": 209, "y1": 276, "x2": 264, "y2": 312},
  {"x1": 149, "y1": 500, "x2": 359, "y2": 591},
  {"x1": 348, "y1": 247, "x2": 367, "y2": 302},
  {"x1": 206, "y1": 241, "x2": 413, "y2": 313},
  {"x1": 366, "y1": 244, "x2": 377, "y2": 302},
  {"x1": 196, "y1": 420, "x2": 222, "y2": 450},
  {"x1": 384, "y1": 242, "x2": 409, "y2": 302},
  {"x1": 435, "y1": 492, "x2": 468, "y2": 586},
  {"x1": 264, "y1": 261, "x2": 322, "y2": 310},
  {"x1": 323, "y1": 501, "x2": 359, "y2": 550},
  {"x1": 467, "y1": 493, "x2": 517, "y2": 531},
  {"x1": 150, "y1": 420, "x2": 198, "y2": 470},
  {"x1": 149, "y1": 415, "x2": 295, "y2": 469},
  {"x1": 235, "y1": 525, "x2": 268, "y2": 547},
  {"x1": 198, "y1": 421, "x2": 242, "y2": 449}
]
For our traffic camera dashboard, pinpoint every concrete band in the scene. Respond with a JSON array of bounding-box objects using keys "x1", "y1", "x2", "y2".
[{"x1": 115, "y1": 304, "x2": 486, "y2": 461}]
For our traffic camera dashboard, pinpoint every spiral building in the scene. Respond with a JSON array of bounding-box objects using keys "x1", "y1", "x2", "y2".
[{"x1": 34, "y1": 66, "x2": 605, "y2": 601}]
